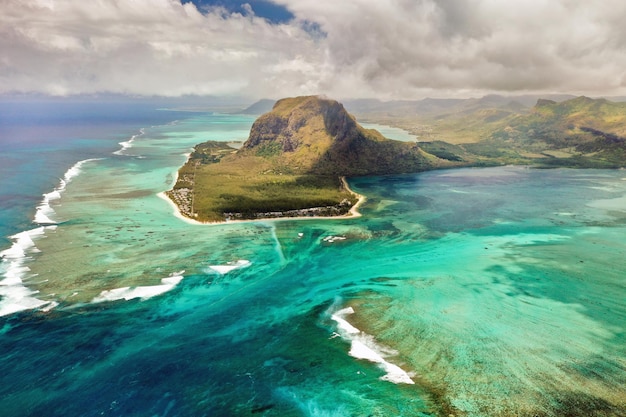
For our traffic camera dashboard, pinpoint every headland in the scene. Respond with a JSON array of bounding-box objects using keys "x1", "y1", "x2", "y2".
[{"x1": 164, "y1": 95, "x2": 448, "y2": 223}]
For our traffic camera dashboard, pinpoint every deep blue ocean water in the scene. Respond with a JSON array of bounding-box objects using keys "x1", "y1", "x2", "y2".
[
  {"x1": 0, "y1": 99, "x2": 186, "y2": 241},
  {"x1": 0, "y1": 100, "x2": 625, "y2": 416}
]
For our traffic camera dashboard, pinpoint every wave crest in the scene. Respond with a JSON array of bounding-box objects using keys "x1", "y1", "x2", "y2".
[
  {"x1": 34, "y1": 158, "x2": 100, "y2": 225},
  {"x1": 330, "y1": 305, "x2": 415, "y2": 385}
]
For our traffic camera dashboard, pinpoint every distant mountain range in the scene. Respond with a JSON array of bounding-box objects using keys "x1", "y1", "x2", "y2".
[
  {"x1": 343, "y1": 94, "x2": 577, "y2": 116},
  {"x1": 236, "y1": 98, "x2": 276, "y2": 115},
  {"x1": 238, "y1": 94, "x2": 588, "y2": 116}
]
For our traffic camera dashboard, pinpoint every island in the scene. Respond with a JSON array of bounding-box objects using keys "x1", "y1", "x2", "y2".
[{"x1": 166, "y1": 95, "x2": 626, "y2": 223}]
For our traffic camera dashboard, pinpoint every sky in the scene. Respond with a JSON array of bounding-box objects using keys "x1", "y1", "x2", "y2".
[{"x1": 2, "y1": 0, "x2": 626, "y2": 100}]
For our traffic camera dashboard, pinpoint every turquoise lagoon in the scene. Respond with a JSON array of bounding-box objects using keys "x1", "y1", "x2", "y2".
[
  {"x1": 0, "y1": 109, "x2": 625, "y2": 416},
  {"x1": 360, "y1": 122, "x2": 418, "y2": 142}
]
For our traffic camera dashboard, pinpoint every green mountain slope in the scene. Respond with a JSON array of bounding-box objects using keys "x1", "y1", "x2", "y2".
[
  {"x1": 491, "y1": 97, "x2": 626, "y2": 166},
  {"x1": 351, "y1": 95, "x2": 626, "y2": 167}
]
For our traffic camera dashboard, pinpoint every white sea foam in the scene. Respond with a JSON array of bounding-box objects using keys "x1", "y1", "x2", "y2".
[
  {"x1": 114, "y1": 140, "x2": 132, "y2": 155},
  {"x1": 92, "y1": 271, "x2": 184, "y2": 303},
  {"x1": 33, "y1": 158, "x2": 100, "y2": 225},
  {"x1": 331, "y1": 306, "x2": 414, "y2": 385},
  {"x1": 0, "y1": 227, "x2": 56, "y2": 316},
  {"x1": 208, "y1": 260, "x2": 251, "y2": 274},
  {"x1": 43, "y1": 190, "x2": 62, "y2": 202},
  {"x1": 34, "y1": 197, "x2": 58, "y2": 225},
  {"x1": 34, "y1": 191, "x2": 58, "y2": 224},
  {"x1": 331, "y1": 307, "x2": 361, "y2": 334},
  {"x1": 113, "y1": 128, "x2": 145, "y2": 156},
  {"x1": 322, "y1": 235, "x2": 347, "y2": 243}
]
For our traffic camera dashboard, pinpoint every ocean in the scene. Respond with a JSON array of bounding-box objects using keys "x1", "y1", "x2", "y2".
[{"x1": 0, "y1": 100, "x2": 625, "y2": 416}]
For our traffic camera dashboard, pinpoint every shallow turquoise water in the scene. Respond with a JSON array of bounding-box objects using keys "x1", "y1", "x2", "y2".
[
  {"x1": 1, "y1": 112, "x2": 625, "y2": 416},
  {"x1": 360, "y1": 122, "x2": 418, "y2": 142}
]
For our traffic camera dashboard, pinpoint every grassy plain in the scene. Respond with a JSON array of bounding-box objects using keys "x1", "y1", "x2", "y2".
[{"x1": 168, "y1": 142, "x2": 353, "y2": 222}]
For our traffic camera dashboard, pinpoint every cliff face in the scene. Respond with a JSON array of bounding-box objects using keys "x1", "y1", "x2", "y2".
[
  {"x1": 243, "y1": 96, "x2": 360, "y2": 152},
  {"x1": 241, "y1": 96, "x2": 442, "y2": 176},
  {"x1": 243, "y1": 112, "x2": 292, "y2": 151}
]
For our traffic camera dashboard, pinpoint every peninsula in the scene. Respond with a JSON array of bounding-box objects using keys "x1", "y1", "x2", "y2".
[{"x1": 165, "y1": 96, "x2": 455, "y2": 222}]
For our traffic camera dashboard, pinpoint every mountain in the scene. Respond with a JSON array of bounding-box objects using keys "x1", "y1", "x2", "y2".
[
  {"x1": 491, "y1": 96, "x2": 626, "y2": 166},
  {"x1": 240, "y1": 96, "x2": 442, "y2": 176},
  {"x1": 236, "y1": 98, "x2": 276, "y2": 115}
]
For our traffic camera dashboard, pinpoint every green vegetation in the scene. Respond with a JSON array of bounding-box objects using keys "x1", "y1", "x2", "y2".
[
  {"x1": 358, "y1": 96, "x2": 626, "y2": 169},
  {"x1": 192, "y1": 163, "x2": 354, "y2": 221},
  {"x1": 418, "y1": 141, "x2": 466, "y2": 161},
  {"x1": 489, "y1": 97, "x2": 626, "y2": 167},
  {"x1": 169, "y1": 146, "x2": 355, "y2": 222}
]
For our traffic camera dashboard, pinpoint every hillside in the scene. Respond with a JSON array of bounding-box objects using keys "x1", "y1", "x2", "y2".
[
  {"x1": 354, "y1": 95, "x2": 626, "y2": 167},
  {"x1": 167, "y1": 96, "x2": 452, "y2": 222},
  {"x1": 344, "y1": 94, "x2": 574, "y2": 144},
  {"x1": 489, "y1": 96, "x2": 626, "y2": 166}
]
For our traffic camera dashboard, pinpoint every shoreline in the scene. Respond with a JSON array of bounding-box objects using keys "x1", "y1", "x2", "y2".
[
  {"x1": 341, "y1": 176, "x2": 366, "y2": 218},
  {"x1": 158, "y1": 176, "x2": 366, "y2": 226}
]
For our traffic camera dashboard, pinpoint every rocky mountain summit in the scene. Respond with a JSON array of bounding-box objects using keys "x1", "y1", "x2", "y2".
[{"x1": 239, "y1": 96, "x2": 444, "y2": 176}]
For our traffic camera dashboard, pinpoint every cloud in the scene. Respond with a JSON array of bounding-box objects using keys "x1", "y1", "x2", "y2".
[
  {"x1": 0, "y1": 0, "x2": 324, "y2": 97},
  {"x1": 2, "y1": 0, "x2": 626, "y2": 99},
  {"x1": 276, "y1": 0, "x2": 626, "y2": 98}
]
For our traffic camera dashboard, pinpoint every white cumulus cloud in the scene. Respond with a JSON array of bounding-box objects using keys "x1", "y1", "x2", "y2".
[
  {"x1": 0, "y1": 0, "x2": 324, "y2": 97},
  {"x1": 276, "y1": 0, "x2": 626, "y2": 98},
  {"x1": 2, "y1": 0, "x2": 626, "y2": 99}
]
